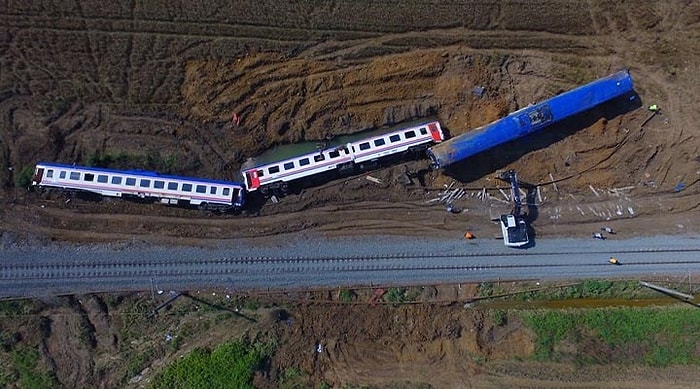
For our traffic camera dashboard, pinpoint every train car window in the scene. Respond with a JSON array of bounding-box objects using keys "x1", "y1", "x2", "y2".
[
  {"x1": 223, "y1": 188, "x2": 230, "y2": 196},
  {"x1": 405, "y1": 130, "x2": 416, "y2": 139},
  {"x1": 359, "y1": 142, "x2": 371, "y2": 151},
  {"x1": 126, "y1": 178, "x2": 136, "y2": 186},
  {"x1": 182, "y1": 183, "x2": 192, "y2": 192},
  {"x1": 111, "y1": 176, "x2": 122, "y2": 185},
  {"x1": 314, "y1": 154, "x2": 325, "y2": 162},
  {"x1": 374, "y1": 138, "x2": 386, "y2": 147},
  {"x1": 97, "y1": 175, "x2": 108, "y2": 183},
  {"x1": 47, "y1": 170, "x2": 54, "y2": 178},
  {"x1": 84, "y1": 173, "x2": 94, "y2": 182},
  {"x1": 167, "y1": 182, "x2": 178, "y2": 190},
  {"x1": 210, "y1": 186, "x2": 217, "y2": 195},
  {"x1": 257, "y1": 170, "x2": 265, "y2": 177},
  {"x1": 341, "y1": 147, "x2": 349, "y2": 154},
  {"x1": 154, "y1": 180, "x2": 165, "y2": 189},
  {"x1": 283, "y1": 162, "x2": 294, "y2": 170},
  {"x1": 299, "y1": 158, "x2": 310, "y2": 166},
  {"x1": 329, "y1": 150, "x2": 340, "y2": 158},
  {"x1": 139, "y1": 179, "x2": 150, "y2": 187},
  {"x1": 269, "y1": 166, "x2": 280, "y2": 174},
  {"x1": 389, "y1": 134, "x2": 400, "y2": 143},
  {"x1": 59, "y1": 171, "x2": 66, "y2": 179},
  {"x1": 69, "y1": 172, "x2": 80, "y2": 180},
  {"x1": 420, "y1": 127, "x2": 427, "y2": 135},
  {"x1": 196, "y1": 185, "x2": 206, "y2": 193}
]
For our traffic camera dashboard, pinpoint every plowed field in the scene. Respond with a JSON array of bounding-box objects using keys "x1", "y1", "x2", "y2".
[{"x1": 1, "y1": 1, "x2": 700, "y2": 387}]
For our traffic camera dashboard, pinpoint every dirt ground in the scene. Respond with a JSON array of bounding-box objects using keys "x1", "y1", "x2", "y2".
[{"x1": 1, "y1": 0, "x2": 700, "y2": 387}]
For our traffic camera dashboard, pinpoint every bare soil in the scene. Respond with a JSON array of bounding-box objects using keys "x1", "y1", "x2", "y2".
[{"x1": 1, "y1": 0, "x2": 700, "y2": 387}]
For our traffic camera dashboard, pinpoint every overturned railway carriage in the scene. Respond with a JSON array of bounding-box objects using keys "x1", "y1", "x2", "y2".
[
  {"x1": 32, "y1": 163, "x2": 245, "y2": 210},
  {"x1": 427, "y1": 70, "x2": 635, "y2": 169},
  {"x1": 242, "y1": 121, "x2": 444, "y2": 196}
]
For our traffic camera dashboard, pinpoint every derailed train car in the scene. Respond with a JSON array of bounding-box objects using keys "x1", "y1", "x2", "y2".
[
  {"x1": 32, "y1": 163, "x2": 246, "y2": 211},
  {"x1": 242, "y1": 121, "x2": 444, "y2": 196},
  {"x1": 426, "y1": 70, "x2": 635, "y2": 170},
  {"x1": 32, "y1": 121, "x2": 445, "y2": 210}
]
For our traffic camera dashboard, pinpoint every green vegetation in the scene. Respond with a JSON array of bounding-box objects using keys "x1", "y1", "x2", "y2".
[
  {"x1": 125, "y1": 346, "x2": 162, "y2": 379},
  {"x1": 279, "y1": 367, "x2": 309, "y2": 389},
  {"x1": 9, "y1": 347, "x2": 59, "y2": 389},
  {"x1": 14, "y1": 166, "x2": 34, "y2": 188},
  {"x1": 492, "y1": 309, "x2": 508, "y2": 327},
  {"x1": 479, "y1": 280, "x2": 650, "y2": 302},
  {"x1": 523, "y1": 307, "x2": 700, "y2": 366},
  {"x1": 338, "y1": 289, "x2": 355, "y2": 302},
  {"x1": 149, "y1": 340, "x2": 274, "y2": 389},
  {"x1": 385, "y1": 287, "x2": 422, "y2": 305}
]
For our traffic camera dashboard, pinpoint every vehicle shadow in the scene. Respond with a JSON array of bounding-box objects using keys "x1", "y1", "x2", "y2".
[{"x1": 521, "y1": 180, "x2": 539, "y2": 249}]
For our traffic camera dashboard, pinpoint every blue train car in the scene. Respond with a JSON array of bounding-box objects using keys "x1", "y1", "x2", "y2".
[{"x1": 427, "y1": 70, "x2": 634, "y2": 169}]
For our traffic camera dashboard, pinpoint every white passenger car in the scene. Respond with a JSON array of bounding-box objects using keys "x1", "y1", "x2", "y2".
[
  {"x1": 32, "y1": 162, "x2": 245, "y2": 210},
  {"x1": 241, "y1": 121, "x2": 444, "y2": 195}
]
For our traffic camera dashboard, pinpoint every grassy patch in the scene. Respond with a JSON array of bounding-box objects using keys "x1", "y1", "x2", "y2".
[
  {"x1": 523, "y1": 306, "x2": 700, "y2": 366},
  {"x1": 338, "y1": 289, "x2": 355, "y2": 302},
  {"x1": 385, "y1": 287, "x2": 422, "y2": 305},
  {"x1": 480, "y1": 280, "x2": 651, "y2": 302},
  {"x1": 14, "y1": 166, "x2": 35, "y2": 189},
  {"x1": 9, "y1": 347, "x2": 59, "y2": 389},
  {"x1": 149, "y1": 339, "x2": 274, "y2": 389},
  {"x1": 279, "y1": 367, "x2": 309, "y2": 389}
]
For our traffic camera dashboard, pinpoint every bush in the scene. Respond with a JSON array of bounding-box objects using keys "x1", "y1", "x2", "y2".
[
  {"x1": 9, "y1": 347, "x2": 59, "y2": 388},
  {"x1": 14, "y1": 166, "x2": 34, "y2": 188},
  {"x1": 385, "y1": 288, "x2": 406, "y2": 304},
  {"x1": 338, "y1": 289, "x2": 354, "y2": 302},
  {"x1": 149, "y1": 340, "x2": 274, "y2": 389}
]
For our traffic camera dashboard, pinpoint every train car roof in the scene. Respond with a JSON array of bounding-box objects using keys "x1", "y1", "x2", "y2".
[
  {"x1": 36, "y1": 162, "x2": 243, "y2": 186},
  {"x1": 242, "y1": 119, "x2": 440, "y2": 170}
]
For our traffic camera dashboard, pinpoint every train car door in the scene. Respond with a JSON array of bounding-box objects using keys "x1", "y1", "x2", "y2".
[
  {"x1": 32, "y1": 167, "x2": 44, "y2": 185},
  {"x1": 428, "y1": 122, "x2": 443, "y2": 142},
  {"x1": 245, "y1": 170, "x2": 260, "y2": 190}
]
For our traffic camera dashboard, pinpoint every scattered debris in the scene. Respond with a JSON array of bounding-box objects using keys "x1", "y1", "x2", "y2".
[
  {"x1": 608, "y1": 186, "x2": 635, "y2": 196},
  {"x1": 366, "y1": 175, "x2": 383, "y2": 184},
  {"x1": 674, "y1": 182, "x2": 686, "y2": 192},
  {"x1": 368, "y1": 288, "x2": 385, "y2": 305},
  {"x1": 601, "y1": 227, "x2": 616, "y2": 234},
  {"x1": 592, "y1": 232, "x2": 606, "y2": 240},
  {"x1": 446, "y1": 203, "x2": 461, "y2": 214},
  {"x1": 464, "y1": 231, "x2": 475, "y2": 240},
  {"x1": 270, "y1": 195, "x2": 279, "y2": 204},
  {"x1": 640, "y1": 281, "x2": 697, "y2": 305},
  {"x1": 548, "y1": 173, "x2": 558, "y2": 192},
  {"x1": 647, "y1": 104, "x2": 660, "y2": 113},
  {"x1": 609, "y1": 257, "x2": 620, "y2": 265},
  {"x1": 589, "y1": 185, "x2": 599, "y2": 197}
]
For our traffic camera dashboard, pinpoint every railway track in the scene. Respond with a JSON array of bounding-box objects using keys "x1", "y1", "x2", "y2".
[{"x1": 3, "y1": 248, "x2": 700, "y2": 282}]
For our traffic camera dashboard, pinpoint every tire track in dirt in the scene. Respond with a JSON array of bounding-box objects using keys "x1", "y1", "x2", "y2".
[{"x1": 2, "y1": 13, "x2": 378, "y2": 42}]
